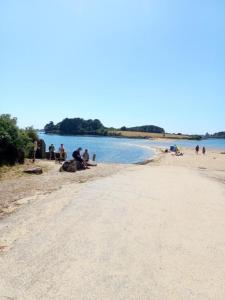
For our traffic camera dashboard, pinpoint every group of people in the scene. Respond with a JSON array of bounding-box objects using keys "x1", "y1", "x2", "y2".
[
  {"x1": 195, "y1": 145, "x2": 206, "y2": 155},
  {"x1": 48, "y1": 144, "x2": 66, "y2": 161},
  {"x1": 48, "y1": 144, "x2": 91, "y2": 169},
  {"x1": 72, "y1": 147, "x2": 90, "y2": 169}
]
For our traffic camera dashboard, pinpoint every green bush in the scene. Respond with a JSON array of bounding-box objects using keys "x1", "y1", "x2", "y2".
[{"x1": 0, "y1": 114, "x2": 38, "y2": 165}]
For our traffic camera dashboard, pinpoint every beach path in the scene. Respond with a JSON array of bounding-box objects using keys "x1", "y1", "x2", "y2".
[{"x1": 0, "y1": 163, "x2": 225, "y2": 299}]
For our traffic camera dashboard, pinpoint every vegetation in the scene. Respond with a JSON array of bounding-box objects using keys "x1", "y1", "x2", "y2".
[
  {"x1": 44, "y1": 118, "x2": 165, "y2": 136},
  {"x1": 44, "y1": 118, "x2": 108, "y2": 135},
  {"x1": 203, "y1": 132, "x2": 225, "y2": 139},
  {"x1": 211, "y1": 131, "x2": 225, "y2": 139},
  {"x1": 44, "y1": 117, "x2": 205, "y2": 140},
  {"x1": 108, "y1": 130, "x2": 202, "y2": 140},
  {"x1": 120, "y1": 125, "x2": 165, "y2": 134},
  {"x1": 0, "y1": 114, "x2": 38, "y2": 166}
]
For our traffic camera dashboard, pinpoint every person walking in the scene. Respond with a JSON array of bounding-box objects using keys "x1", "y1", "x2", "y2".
[
  {"x1": 202, "y1": 146, "x2": 206, "y2": 155},
  {"x1": 195, "y1": 145, "x2": 199, "y2": 154}
]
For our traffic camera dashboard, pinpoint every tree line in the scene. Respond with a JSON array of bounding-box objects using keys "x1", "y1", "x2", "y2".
[
  {"x1": 44, "y1": 118, "x2": 107, "y2": 135},
  {"x1": 120, "y1": 125, "x2": 165, "y2": 134},
  {"x1": 44, "y1": 118, "x2": 165, "y2": 135}
]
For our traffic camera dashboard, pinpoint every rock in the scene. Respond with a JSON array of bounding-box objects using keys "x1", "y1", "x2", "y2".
[
  {"x1": 23, "y1": 167, "x2": 43, "y2": 175},
  {"x1": 60, "y1": 160, "x2": 83, "y2": 172},
  {"x1": 87, "y1": 161, "x2": 97, "y2": 167}
]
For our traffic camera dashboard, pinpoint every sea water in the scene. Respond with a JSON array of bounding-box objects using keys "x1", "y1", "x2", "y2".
[
  {"x1": 38, "y1": 133, "x2": 156, "y2": 164},
  {"x1": 39, "y1": 133, "x2": 225, "y2": 164}
]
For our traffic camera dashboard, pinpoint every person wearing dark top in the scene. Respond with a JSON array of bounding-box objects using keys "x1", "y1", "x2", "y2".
[
  {"x1": 195, "y1": 145, "x2": 199, "y2": 154},
  {"x1": 49, "y1": 144, "x2": 55, "y2": 160},
  {"x1": 72, "y1": 147, "x2": 83, "y2": 162}
]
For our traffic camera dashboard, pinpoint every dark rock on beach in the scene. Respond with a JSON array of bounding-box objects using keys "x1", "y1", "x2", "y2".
[
  {"x1": 23, "y1": 167, "x2": 43, "y2": 175},
  {"x1": 60, "y1": 160, "x2": 81, "y2": 172}
]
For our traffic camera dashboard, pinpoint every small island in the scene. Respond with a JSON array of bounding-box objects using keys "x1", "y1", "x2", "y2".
[{"x1": 43, "y1": 117, "x2": 202, "y2": 140}]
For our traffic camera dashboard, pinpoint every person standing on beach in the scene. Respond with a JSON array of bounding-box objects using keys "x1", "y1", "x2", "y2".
[
  {"x1": 202, "y1": 146, "x2": 206, "y2": 155},
  {"x1": 195, "y1": 145, "x2": 199, "y2": 154},
  {"x1": 33, "y1": 140, "x2": 38, "y2": 162},
  {"x1": 49, "y1": 144, "x2": 55, "y2": 160},
  {"x1": 59, "y1": 144, "x2": 66, "y2": 161}
]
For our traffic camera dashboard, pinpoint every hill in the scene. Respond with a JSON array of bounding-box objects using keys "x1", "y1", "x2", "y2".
[{"x1": 44, "y1": 118, "x2": 165, "y2": 136}]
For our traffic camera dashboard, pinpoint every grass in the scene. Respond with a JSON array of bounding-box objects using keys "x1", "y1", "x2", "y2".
[
  {"x1": 108, "y1": 130, "x2": 193, "y2": 139},
  {"x1": 0, "y1": 160, "x2": 50, "y2": 181}
]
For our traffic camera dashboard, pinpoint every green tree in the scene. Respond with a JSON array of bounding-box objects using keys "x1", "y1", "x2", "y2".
[{"x1": 0, "y1": 114, "x2": 37, "y2": 165}]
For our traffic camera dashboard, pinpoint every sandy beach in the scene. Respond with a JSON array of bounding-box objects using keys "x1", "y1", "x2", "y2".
[{"x1": 0, "y1": 148, "x2": 225, "y2": 299}]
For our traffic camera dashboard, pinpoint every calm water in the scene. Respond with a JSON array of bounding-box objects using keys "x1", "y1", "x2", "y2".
[
  {"x1": 39, "y1": 133, "x2": 225, "y2": 164},
  {"x1": 39, "y1": 133, "x2": 156, "y2": 164}
]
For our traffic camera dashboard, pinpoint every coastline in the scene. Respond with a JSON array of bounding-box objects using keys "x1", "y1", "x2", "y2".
[{"x1": 0, "y1": 148, "x2": 225, "y2": 299}]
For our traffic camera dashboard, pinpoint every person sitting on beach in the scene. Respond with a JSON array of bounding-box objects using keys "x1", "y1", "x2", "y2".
[
  {"x1": 72, "y1": 147, "x2": 86, "y2": 169},
  {"x1": 49, "y1": 144, "x2": 55, "y2": 160},
  {"x1": 175, "y1": 147, "x2": 183, "y2": 156},
  {"x1": 82, "y1": 149, "x2": 90, "y2": 163}
]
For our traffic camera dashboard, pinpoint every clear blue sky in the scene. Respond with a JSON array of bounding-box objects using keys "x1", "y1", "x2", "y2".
[{"x1": 0, "y1": 0, "x2": 225, "y2": 134}]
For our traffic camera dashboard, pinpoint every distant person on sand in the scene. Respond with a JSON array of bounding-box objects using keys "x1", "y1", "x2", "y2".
[
  {"x1": 33, "y1": 140, "x2": 38, "y2": 162},
  {"x1": 49, "y1": 144, "x2": 55, "y2": 160},
  {"x1": 195, "y1": 145, "x2": 199, "y2": 154},
  {"x1": 82, "y1": 149, "x2": 90, "y2": 163},
  {"x1": 202, "y1": 146, "x2": 206, "y2": 155}
]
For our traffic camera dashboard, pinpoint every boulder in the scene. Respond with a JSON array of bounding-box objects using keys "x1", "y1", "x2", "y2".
[
  {"x1": 60, "y1": 160, "x2": 85, "y2": 172},
  {"x1": 23, "y1": 167, "x2": 43, "y2": 175}
]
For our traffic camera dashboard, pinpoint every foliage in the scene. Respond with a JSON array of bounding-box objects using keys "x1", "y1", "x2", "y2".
[
  {"x1": 212, "y1": 131, "x2": 225, "y2": 138},
  {"x1": 0, "y1": 114, "x2": 38, "y2": 165},
  {"x1": 44, "y1": 118, "x2": 165, "y2": 136},
  {"x1": 24, "y1": 126, "x2": 39, "y2": 142},
  {"x1": 124, "y1": 125, "x2": 165, "y2": 134},
  {"x1": 203, "y1": 131, "x2": 225, "y2": 139},
  {"x1": 44, "y1": 118, "x2": 107, "y2": 135},
  {"x1": 44, "y1": 121, "x2": 56, "y2": 133}
]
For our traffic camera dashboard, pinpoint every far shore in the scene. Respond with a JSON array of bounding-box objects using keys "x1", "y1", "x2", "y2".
[{"x1": 41, "y1": 130, "x2": 204, "y2": 140}]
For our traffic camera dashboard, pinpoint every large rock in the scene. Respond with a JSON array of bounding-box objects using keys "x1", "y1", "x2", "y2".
[
  {"x1": 60, "y1": 160, "x2": 82, "y2": 172},
  {"x1": 23, "y1": 167, "x2": 43, "y2": 175}
]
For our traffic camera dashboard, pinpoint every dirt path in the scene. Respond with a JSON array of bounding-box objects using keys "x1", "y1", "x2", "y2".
[{"x1": 0, "y1": 162, "x2": 225, "y2": 299}]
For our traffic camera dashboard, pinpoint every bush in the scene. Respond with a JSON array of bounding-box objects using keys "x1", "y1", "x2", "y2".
[{"x1": 0, "y1": 114, "x2": 37, "y2": 166}]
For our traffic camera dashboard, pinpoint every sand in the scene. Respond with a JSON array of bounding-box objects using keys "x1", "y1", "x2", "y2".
[{"x1": 0, "y1": 149, "x2": 225, "y2": 299}]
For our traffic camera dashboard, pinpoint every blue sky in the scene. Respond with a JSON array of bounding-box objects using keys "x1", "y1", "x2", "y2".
[{"x1": 0, "y1": 0, "x2": 225, "y2": 134}]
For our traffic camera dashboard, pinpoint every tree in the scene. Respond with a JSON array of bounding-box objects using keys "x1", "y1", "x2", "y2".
[
  {"x1": 44, "y1": 118, "x2": 105, "y2": 135},
  {"x1": 44, "y1": 121, "x2": 56, "y2": 133},
  {"x1": 0, "y1": 114, "x2": 37, "y2": 165}
]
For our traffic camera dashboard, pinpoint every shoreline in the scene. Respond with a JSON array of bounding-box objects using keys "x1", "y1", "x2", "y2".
[{"x1": 1, "y1": 147, "x2": 224, "y2": 218}]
